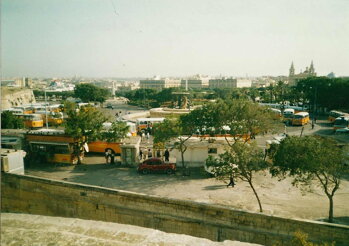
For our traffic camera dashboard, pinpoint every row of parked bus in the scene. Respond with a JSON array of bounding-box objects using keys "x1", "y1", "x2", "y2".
[
  {"x1": 263, "y1": 104, "x2": 310, "y2": 126},
  {"x1": 3, "y1": 104, "x2": 64, "y2": 128}
]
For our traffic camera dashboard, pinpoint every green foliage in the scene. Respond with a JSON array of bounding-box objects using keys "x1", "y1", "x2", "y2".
[
  {"x1": 1, "y1": 111, "x2": 24, "y2": 129},
  {"x1": 206, "y1": 142, "x2": 268, "y2": 212},
  {"x1": 33, "y1": 90, "x2": 74, "y2": 100},
  {"x1": 272, "y1": 136, "x2": 347, "y2": 222},
  {"x1": 101, "y1": 121, "x2": 129, "y2": 142},
  {"x1": 292, "y1": 230, "x2": 335, "y2": 246},
  {"x1": 187, "y1": 99, "x2": 277, "y2": 141},
  {"x1": 64, "y1": 104, "x2": 108, "y2": 142},
  {"x1": 296, "y1": 77, "x2": 349, "y2": 111},
  {"x1": 74, "y1": 83, "x2": 110, "y2": 103}
]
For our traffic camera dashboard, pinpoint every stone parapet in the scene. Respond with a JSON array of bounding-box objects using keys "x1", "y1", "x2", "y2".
[{"x1": 2, "y1": 173, "x2": 348, "y2": 245}]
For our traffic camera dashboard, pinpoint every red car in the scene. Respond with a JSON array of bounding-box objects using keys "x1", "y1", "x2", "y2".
[{"x1": 138, "y1": 158, "x2": 176, "y2": 175}]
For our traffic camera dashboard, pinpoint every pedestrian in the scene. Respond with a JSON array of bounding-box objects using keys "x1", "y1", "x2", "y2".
[
  {"x1": 164, "y1": 148, "x2": 170, "y2": 162},
  {"x1": 141, "y1": 132, "x2": 145, "y2": 141},
  {"x1": 139, "y1": 149, "x2": 143, "y2": 160},
  {"x1": 143, "y1": 148, "x2": 148, "y2": 160},
  {"x1": 148, "y1": 148, "x2": 152, "y2": 158},
  {"x1": 146, "y1": 131, "x2": 150, "y2": 140},
  {"x1": 110, "y1": 152, "x2": 115, "y2": 164},
  {"x1": 105, "y1": 150, "x2": 110, "y2": 164},
  {"x1": 311, "y1": 121, "x2": 315, "y2": 130},
  {"x1": 227, "y1": 175, "x2": 235, "y2": 188}
]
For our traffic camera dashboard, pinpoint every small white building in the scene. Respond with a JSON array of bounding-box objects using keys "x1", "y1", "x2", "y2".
[
  {"x1": 170, "y1": 137, "x2": 232, "y2": 167},
  {"x1": 1, "y1": 148, "x2": 25, "y2": 175}
]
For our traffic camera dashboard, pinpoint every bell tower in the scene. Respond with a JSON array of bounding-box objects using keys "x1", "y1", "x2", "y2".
[{"x1": 289, "y1": 62, "x2": 295, "y2": 76}]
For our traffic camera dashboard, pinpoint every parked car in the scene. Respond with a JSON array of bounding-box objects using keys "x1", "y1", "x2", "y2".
[{"x1": 138, "y1": 158, "x2": 176, "y2": 175}]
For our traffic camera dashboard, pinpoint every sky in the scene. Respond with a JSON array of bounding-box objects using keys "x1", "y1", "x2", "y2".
[{"x1": 1, "y1": 0, "x2": 349, "y2": 78}]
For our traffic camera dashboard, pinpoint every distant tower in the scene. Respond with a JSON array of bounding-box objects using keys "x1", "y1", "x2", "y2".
[
  {"x1": 289, "y1": 62, "x2": 295, "y2": 76},
  {"x1": 309, "y1": 60, "x2": 315, "y2": 74}
]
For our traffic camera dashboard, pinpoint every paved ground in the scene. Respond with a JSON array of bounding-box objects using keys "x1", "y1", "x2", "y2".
[{"x1": 1, "y1": 213, "x2": 260, "y2": 246}]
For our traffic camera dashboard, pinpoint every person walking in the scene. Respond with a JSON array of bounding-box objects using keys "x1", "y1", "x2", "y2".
[
  {"x1": 227, "y1": 175, "x2": 235, "y2": 188},
  {"x1": 164, "y1": 148, "x2": 170, "y2": 162},
  {"x1": 139, "y1": 149, "x2": 143, "y2": 160},
  {"x1": 311, "y1": 120, "x2": 315, "y2": 130}
]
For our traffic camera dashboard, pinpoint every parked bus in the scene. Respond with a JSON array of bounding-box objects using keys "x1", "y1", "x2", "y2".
[
  {"x1": 328, "y1": 110, "x2": 348, "y2": 123},
  {"x1": 36, "y1": 110, "x2": 64, "y2": 125},
  {"x1": 136, "y1": 117, "x2": 165, "y2": 133},
  {"x1": 13, "y1": 106, "x2": 33, "y2": 114},
  {"x1": 333, "y1": 116, "x2": 349, "y2": 131},
  {"x1": 26, "y1": 129, "x2": 84, "y2": 164},
  {"x1": 291, "y1": 112, "x2": 310, "y2": 126},
  {"x1": 16, "y1": 114, "x2": 44, "y2": 128},
  {"x1": 283, "y1": 108, "x2": 295, "y2": 122},
  {"x1": 270, "y1": 108, "x2": 281, "y2": 119}
]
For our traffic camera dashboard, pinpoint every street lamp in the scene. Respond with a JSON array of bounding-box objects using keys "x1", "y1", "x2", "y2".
[{"x1": 44, "y1": 88, "x2": 49, "y2": 129}]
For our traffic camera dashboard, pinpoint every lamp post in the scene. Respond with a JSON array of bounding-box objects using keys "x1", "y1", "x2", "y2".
[{"x1": 44, "y1": 89, "x2": 49, "y2": 129}]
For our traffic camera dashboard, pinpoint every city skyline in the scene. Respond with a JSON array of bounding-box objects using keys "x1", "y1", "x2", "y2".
[{"x1": 2, "y1": 0, "x2": 349, "y2": 78}]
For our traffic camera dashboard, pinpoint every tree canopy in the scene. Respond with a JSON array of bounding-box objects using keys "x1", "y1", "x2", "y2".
[
  {"x1": 1, "y1": 111, "x2": 24, "y2": 129},
  {"x1": 272, "y1": 136, "x2": 348, "y2": 223},
  {"x1": 74, "y1": 83, "x2": 110, "y2": 103},
  {"x1": 64, "y1": 103, "x2": 108, "y2": 163},
  {"x1": 101, "y1": 121, "x2": 129, "y2": 143}
]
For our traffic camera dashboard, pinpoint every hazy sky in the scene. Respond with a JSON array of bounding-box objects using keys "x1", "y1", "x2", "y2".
[{"x1": 2, "y1": 0, "x2": 349, "y2": 78}]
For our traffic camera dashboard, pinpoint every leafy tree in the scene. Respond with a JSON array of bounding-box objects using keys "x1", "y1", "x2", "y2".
[
  {"x1": 74, "y1": 83, "x2": 110, "y2": 103},
  {"x1": 206, "y1": 142, "x2": 268, "y2": 212},
  {"x1": 272, "y1": 136, "x2": 348, "y2": 223},
  {"x1": 153, "y1": 114, "x2": 198, "y2": 173},
  {"x1": 64, "y1": 103, "x2": 108, "y2": 164},
  {"x1": 296, "y1": 77, "x2": 349, "y2": 111},
  {"x1": 1, "y1": 111, "x2": 24, "y2": 129},
  {"x1": 190, "y1": 99, "x2": 277, "y2": 144},
  {"x1": 101, "y1": 121, "x2": 129, "y2": 142}
]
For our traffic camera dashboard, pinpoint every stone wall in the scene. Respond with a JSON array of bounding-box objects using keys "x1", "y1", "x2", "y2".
[
  {"x1": 1, "y1": 88, "x2": 36, "y2": 110},
  {"x1": 2, "y1": 173, "x2": 348, "y2": 245}
]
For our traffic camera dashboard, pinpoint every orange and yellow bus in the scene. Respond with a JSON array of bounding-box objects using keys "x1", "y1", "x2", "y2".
[
  {"x1": 16, "y1": 114, "x2": 44, "y2": 128},
  {"x1": 136, "y1": 117, "x2": 165, "y2": 133},
  {"x1": 26, "y1": 129, "x2": 84, "y2": 164},
  {"x1": 291, "y1": 112, "x2": 310, "y2": 126}
]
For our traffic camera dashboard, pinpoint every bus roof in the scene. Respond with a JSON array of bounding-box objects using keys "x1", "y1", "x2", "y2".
[
  {"x1": 136, "y1": 118, "x2": 165, "y2": 122},
  {"x1": 294, "y1": 112, "x2": 309, "y2": 117}
]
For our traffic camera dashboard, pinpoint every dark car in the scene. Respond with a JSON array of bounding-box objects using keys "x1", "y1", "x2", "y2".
[{"x1": 138, "y1": 158, "x2": 176, "y2": 175}]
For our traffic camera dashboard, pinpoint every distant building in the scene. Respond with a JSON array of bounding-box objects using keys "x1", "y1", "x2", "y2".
[
  {"x1": 180, "y1": 75, "x2": 210, "y2": 90},
  {"x1": 140, "y1": 77, "x2": 180, "y2": 90},
  {"x1": 209, "y1": 78, "x2": 237, "y2": 89},
  {"x1": 236, "y1": 78, "x2": 252, "y2": 88},
  {"x1": 327, "y1": 72, "x2": 336, "y2": 78},
  {"x1": 288, "y1": 61, "x2": 316, "y2": 86}
]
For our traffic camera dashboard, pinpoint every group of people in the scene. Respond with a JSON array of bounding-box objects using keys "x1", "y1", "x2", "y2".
[{"x1": 139, "y1": 148, "x2": 170, "y2": 162}]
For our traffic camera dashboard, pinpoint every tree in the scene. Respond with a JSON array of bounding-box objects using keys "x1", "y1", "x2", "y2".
[
  {"x1": 74, "y1": 84, "x2": 110, "y2": 103},
  {"x1": 153, "y1": 114, "x2": 198, "y2": 174},
  {"x1": 272, "y1": 136, "x2": 347, "y2": 223},
  {"x1": 1, "y1": 111, "x2": 24, "y2": 129},
  {"x1": 64, "y1": 103, "x2": 108, "y2": 164},
  {"x1": 190, "y1": 99, "x2": 277, "y2": 144},
  {"x1": 101, "y1": 121, "x2": 129, "y2": 142},
  {"x1": 206, "y1": 142, "x2": 268, "y2": 212}
]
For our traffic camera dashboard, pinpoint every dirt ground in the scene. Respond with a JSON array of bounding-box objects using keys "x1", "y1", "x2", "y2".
[{"x1": 26, "y1": 153, "x2": 349, "y2": 226}]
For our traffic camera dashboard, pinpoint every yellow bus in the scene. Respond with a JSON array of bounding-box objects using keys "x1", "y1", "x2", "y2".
[
  {"x1": 17, "y1": 114, "x2": 44, "y2": 128},
  {"x1": 36, "y1": 110, "x2": 64, "y2": 126},
  {"x1": 26, "y1": 129, "x2": 84, "y2": 164},
  {"x1": 13, "y1": 106, "x2": 33, "y2": 114},
  {"x1": 291, "y1": 112, "x2": 310, "y2": 126},
  {"x1": 136, "y1": 117, "x2": 165, "y2": 133},
  {"x1": 328, "y1": 110, "x2": 348, "y2": 123}
]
